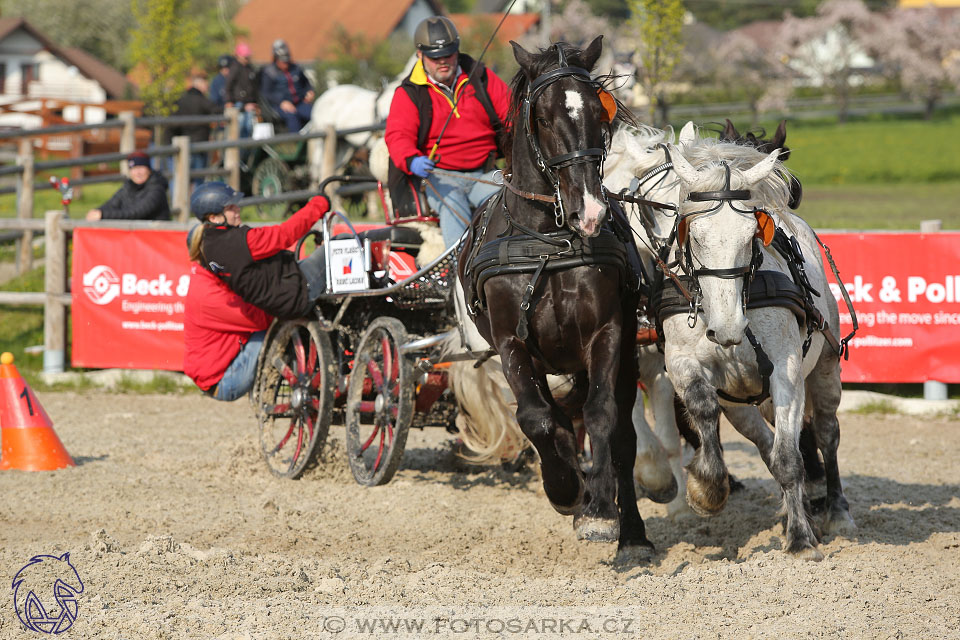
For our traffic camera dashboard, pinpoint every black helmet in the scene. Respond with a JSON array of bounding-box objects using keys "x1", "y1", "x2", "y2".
[
  {"x1": 272, "y1": 38, "x2": 291, "y2": 62},
  {"x1": 190, "y1": 182, "x2": 244, "y2": 221},
  {"x1": 218, "y1": 54, "x2": 233, "y2": 69},
  {"x1": 414, "y1": 16, "x2": 459, "y2": 58}
]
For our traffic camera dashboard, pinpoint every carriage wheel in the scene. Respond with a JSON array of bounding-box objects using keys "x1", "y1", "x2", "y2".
[
  {"x1": 345, "y1": 317, "x2": 414, "y2": 486},
  {"x1": 253, "y1": 319, "x2": 335, "y2": 478},
  {"x1": 251, "y1": 157, "x2": 292, "y2": 219}
]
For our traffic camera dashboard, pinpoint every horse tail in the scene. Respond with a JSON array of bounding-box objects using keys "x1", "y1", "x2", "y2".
[{"x1": 448, "y1": 357, "x2": 528, "y2": 464}]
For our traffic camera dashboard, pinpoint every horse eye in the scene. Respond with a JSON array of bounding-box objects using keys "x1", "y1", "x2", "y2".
[{"x1": 535, "y1": 117, "x2": 549, "y2": 127}]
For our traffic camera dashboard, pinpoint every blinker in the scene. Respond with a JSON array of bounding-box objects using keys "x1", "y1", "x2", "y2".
[{"x1": 754, "y1": 210, "x2": 774, "y2": 246}]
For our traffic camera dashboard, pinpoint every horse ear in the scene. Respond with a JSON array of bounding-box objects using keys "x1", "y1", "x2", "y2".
[
  {"x1": 721, "y1": 119, "x2": 739, "y2": 142},
  {"x1": 678, "y1": 121, "x2": 696, "y2": 147},
  {"x1": 772, "y1": 120, "x2": 787, "y2": 149},
  {"x1": 671, "y1": 145, "x2": 699, "y2": 186},
  {"x1": 741, "y1": 149, "x2": 780, "y2": 186},
  {"x1": 511, "y1": 41, "x2": 536, "y2": 77},
  {"x1": 582, "y1": 35, "x2": 603, "y2": 71}
]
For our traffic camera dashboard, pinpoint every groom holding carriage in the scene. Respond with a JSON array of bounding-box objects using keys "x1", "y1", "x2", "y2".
[{"x1": 384, "y1": 16, "x2": 512, "y2": 248}]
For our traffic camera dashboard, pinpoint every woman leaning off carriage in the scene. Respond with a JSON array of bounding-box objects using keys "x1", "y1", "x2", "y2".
[{"x1": 183, "y1": 182, "x2": 330, "y2": 401}]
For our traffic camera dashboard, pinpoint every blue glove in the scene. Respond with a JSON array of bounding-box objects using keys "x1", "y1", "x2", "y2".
[{"x1": 409, "y1": 156, "x2": 435, "y2": 178}]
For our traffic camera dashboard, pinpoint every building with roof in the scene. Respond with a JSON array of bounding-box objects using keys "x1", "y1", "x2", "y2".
[
  {"x1": 0, "y1": 17, "x2": 133, "y2": 129},
  {"x1": 233, "y1": 0, "x2": 445, "y2": 64}
]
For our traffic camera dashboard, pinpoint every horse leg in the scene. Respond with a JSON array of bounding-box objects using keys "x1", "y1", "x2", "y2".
[
  {"x1": 768, "y1": 373, "x2": 822, "y2": 560},
  {"x1": 613, "y1": 333, "x2": 655, "y2": 558},
  {"x1": 636, "y1": 349, "x2": 686, "y2": 516},
  {"x1": 499, "y1": 340, "x2": 583, "y2": 515},
  {"x1": 574, "y1": 327, "x2": 626, "y2": 542},
  {"x1": 631, "y1": 385, "x2": 678, "y2": 504},
  {"x1": 805, "y1": 346, "x2": 856, "y2": 536},
  {"x1": 673, "y1": 368, "x2": 730, "y2": 516}
]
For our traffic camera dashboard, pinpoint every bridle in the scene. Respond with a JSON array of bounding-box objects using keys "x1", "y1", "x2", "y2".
[
  {"x1": 519, "y1": 44, "x2": 610, "y2": 228},
  {"x1": 677, "y1": 162, "x2": 771, "y2": 327}
]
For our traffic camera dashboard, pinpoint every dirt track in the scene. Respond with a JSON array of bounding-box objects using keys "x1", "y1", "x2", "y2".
[{"x1": 1, "y1": 391, "x2": 958, "y2": 639}]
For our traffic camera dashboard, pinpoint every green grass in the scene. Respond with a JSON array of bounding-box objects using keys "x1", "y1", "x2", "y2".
[
  {"x1": 850, "y1": 399, "x2": 898, "y2": 415},
  {"x1": 0, "y1": 176, "x2": 118, "y2": 219},
  {"x1": 801, "y1": 183, "x2": 960, "y2": 230}
]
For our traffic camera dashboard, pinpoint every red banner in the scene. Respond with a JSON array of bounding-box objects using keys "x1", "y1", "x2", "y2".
[
  {"x1": 71, "y1": 229, "x2": 190, "y2": 370},
  {"x1": 819, "y1": 232, "x2": 960, "y2": 383}
]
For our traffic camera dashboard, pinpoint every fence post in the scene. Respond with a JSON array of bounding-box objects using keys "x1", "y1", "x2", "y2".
[
  {"x1": 43, "y1": 210, "x2": 66, "y2": 374},
  {"x1": 16, "y1": 138, "x2": 34, "y2": 275},
  {"x1": 920, "y1": 219, "x2": 948, "y2": 401},
  {"x1": 172, "y1": 135, "x2": 191, "y2": 222},
  {"x1": 321, "y1": 126, "x2": 337, "y2": 182},
  {"x1": 119, "y1": 110, "x2": 136, "y2": 177},
  {"x1": 224, "y1": 106, "x2": 240, "y2": 190}
]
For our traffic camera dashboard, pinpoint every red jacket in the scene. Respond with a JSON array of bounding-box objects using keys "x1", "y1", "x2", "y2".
[
  {"x1": 183, "y1": 196, "x2": 329, "y2": 391},
  {"x1": 385, "y1": 59, "x2": 511, "y2": 173}
]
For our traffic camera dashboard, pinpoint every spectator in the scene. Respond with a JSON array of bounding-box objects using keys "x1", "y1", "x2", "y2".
[
  {"x1": 260, "y1": 38, "x2": 315, "y2": 132},
  {"x1": 86, "y1": 151, "x2": 170, "y2": 221},
  {"x1": 210, "y1": 55, "x2": 233, "y2": 110},
  {"x1": 226, "y1": 42, "x2": 259, "y2": 140},
  {"x1": 169, "y1": 69, "x2": 219, "y2": 186},
  {"x1": 183, "y1": 182, "x2": 330, "y2": 400},
  {"x1": 384, "y1": 16, "x2": 509, "y2": 247}
]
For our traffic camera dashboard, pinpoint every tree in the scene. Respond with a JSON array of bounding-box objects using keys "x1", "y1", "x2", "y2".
[
  {"x1": 0, "y1": 0, "x2": 135, "y2": 71},
  {"x1": 626, "y1": 0, "x2": 685, "y2": 125},
  {"x1": 129, "y1": 0, "x2": 198, "y2": 116},
  {"x1": 314, "y1": 26, "x2": 409, "y2": 93},
  {"x1": 778, "y1": 0, "x2": 880, "y2": 123},
  {"x1": 865, "y1": 6, "x2": 960, "y2": 119},
  {"x1": 712, "y1": 30, "x2": 792, "y2": 126}
]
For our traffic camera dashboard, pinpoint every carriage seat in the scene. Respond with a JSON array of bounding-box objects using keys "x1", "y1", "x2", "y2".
[{"x1": 332, "y1": 225, "x2": 424, "y2": 255}]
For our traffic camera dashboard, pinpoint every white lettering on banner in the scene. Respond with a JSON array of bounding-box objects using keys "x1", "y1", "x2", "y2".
[
  {"x1": 831, "y1": 275, "x2": 960, "y2": 305},
  {"x1": 121, "y1": 273, "x2": 174, "y2": 296},
  {"x1": 120, "y1": 320, "x2": 184, "y2": 332}
]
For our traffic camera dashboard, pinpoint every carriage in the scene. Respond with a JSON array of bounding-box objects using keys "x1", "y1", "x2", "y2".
[{"x1": 247, "y1": 175, "x2": 479, "y2": 484}]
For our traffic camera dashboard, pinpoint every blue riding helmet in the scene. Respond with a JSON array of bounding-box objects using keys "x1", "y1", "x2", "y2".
[{"x1": 190, "y1": 182, "x2": 244, "y2": 221}]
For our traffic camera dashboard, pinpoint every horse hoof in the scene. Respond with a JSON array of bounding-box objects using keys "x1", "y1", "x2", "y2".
[
  {"x1": 789, "y1": 544, "x2": 824, "y2": 562},
  {"x1": 685, "y1": 472, "x2": 728, "y2": 516},
  {"x1": 615, "y1": 542, "x2": 655, "y2": 564},
  {"x1": 574, "y1": 516, "x2": 619, "y2": 542},
  {"x1": 823, "y1": 510, "x2": 857, "y2": 536},
  {"x1": 635, "y1": 473, "x2": 679, "y2": 504}
]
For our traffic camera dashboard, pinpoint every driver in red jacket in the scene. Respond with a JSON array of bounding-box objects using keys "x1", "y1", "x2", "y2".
[{"x1": 183, "y1": 182, "x2": 330, "y2": 400}]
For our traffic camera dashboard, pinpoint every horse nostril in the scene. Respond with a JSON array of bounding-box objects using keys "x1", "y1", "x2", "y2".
[{"x1": 706, "y1": 329, "x2": 718, "y2": 343}]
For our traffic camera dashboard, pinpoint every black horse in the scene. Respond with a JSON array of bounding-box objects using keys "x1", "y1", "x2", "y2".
[{"x1": 459, "y1": 37, "x2": 652, "y2": 556}]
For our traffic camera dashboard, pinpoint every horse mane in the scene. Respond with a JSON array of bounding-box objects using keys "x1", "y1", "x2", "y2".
[
  {"x1": 605, "y1": 123, "x2": 675, "y2": 189},
  {"x1": 679, "y1": 136, "x2": 795, "y2": 225}
]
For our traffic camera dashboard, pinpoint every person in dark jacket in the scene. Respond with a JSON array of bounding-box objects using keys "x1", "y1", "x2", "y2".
[
  {"x1": 209, "y1": 55, "x2": 233, "y2": 110},
  {"x1": 183, "y1": 182, "x2": 330, "y2": 400},
  {"x1": 86, "y1": 151, "x2": 170, "y2": 220},
  {"x1": 226, "y1": 42, "x2": 259, "y2": 140},
  {"x1": 169, "y1": 70, "x2": 219, "y2": 186},
  {"x1": 259, "y1": 39, "x2": 314, "y2": 132}
]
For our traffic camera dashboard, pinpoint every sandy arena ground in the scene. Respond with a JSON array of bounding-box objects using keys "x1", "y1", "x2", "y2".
[{"x1": 0, "y1": 391, "x2": 958, "y2": 639}]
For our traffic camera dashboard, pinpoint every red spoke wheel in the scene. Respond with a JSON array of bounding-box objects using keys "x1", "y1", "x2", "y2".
[
  {"x1": 345, "y1": 317, "x2": 413, "y2": 486},
  {"x1": 252, "y1": 319, "x2": 335, "y2": 478}
]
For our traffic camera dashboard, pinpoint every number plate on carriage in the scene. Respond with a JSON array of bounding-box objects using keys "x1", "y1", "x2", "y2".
[{"x1": 329, "y1": 239, "x2": 369, "y2": 293}]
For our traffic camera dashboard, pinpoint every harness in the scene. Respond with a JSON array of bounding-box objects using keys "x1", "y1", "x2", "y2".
[
  {"x1": 462, "y1": 48, "x2": 639, "y2": 352},
  {"x1": 649, "y1": 163, "x2": 855, "y2": 405}
]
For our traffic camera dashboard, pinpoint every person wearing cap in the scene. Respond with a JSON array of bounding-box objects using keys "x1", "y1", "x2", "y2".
[
  {"x1": 183, "y1": 182, "x2": 330, "y2": 400},
  {"x1": 260, "y1": 39, "x2": 315, "y2": 132},
  {"x1": 384, "y1": 15, "x2": 510, "y2": 248},
  {"x1": 226, "y1": 42, "x2": 260, "y2": 140},
  {"x1": 210, "y1": 55, "x2": 234, "y2": 110},
  {"x1": 86, "y1": 151, "x2": 171, "y2": 221}
]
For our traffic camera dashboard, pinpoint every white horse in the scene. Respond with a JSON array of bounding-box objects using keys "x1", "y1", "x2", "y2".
[{"x1": 663, "y1": 135, "x2": 855, "y2": 560}]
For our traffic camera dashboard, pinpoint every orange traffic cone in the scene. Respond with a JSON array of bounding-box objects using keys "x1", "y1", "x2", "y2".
[{"x1": 0, "y1": 352, "x2": 75, "y2": 471}]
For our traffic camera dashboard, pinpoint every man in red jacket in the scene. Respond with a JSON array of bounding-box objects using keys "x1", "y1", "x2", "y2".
[
  {"x1": 183, "y1": 182, "x2": 330, "y2": 400},
  {"x1": 385, "y1": 16, "x2": 511, "y2": 248}
]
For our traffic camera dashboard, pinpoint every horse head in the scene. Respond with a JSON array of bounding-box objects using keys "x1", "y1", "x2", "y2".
[
  {"x1": 509, "y1": 37, "x2": 621, "y2": 238},
  {"x1": 672, "y1": 138, "x2": 789, "y2": 347},
  {"x1": 718, "y1": 119, "x2": 802, "y2": 209}
]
